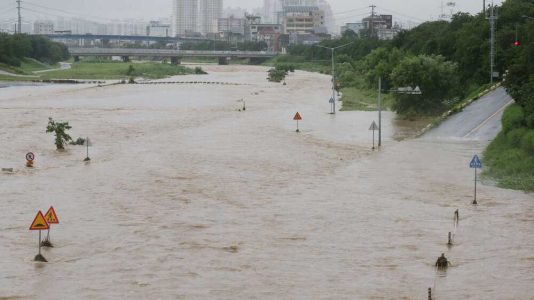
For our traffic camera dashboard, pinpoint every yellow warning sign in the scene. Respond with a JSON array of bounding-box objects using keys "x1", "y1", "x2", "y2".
[
  {"x1": 45, "y1": 206, "x2": 59, "y2": 224},
  {"x1": 29, "y1": 211, "x2": 49, "y2": 231}
]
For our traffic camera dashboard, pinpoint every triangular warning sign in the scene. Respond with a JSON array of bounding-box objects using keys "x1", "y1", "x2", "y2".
[
  {"x1": 29, "y1": 211, "x2": 49, "y2": 231},
  {"x1": 293, "y1": 112, "x2": 302, "y2": 121},
  {"x1": 369, "y1": 121, "x2": 379, "y2": 131},
  {"x1": 45, "y1": 206, "x2": 59, "y2": 224}
]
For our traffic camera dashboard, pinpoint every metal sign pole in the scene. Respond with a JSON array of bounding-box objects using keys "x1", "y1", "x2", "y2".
[
  {"x1": 474, "y1": 167, "x2": 478, "y2": 205},
  {"x1": 373, "y1": 129, "x2": 375, "y2": 150},
  {"x1": 378, "y1": 77, "x2": 382, "y2": 147},
  {"x1": 38, "y1": 230, "x2": 41, "y2": 255}
]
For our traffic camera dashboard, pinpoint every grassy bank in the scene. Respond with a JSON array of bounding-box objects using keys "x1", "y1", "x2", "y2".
[
  {"x1": 483, "y1": 104, "x2": 534, "y2": 192},
  {"x1": 1, "y1": 60, "x2": 197, "y2": 81},
  {"x1": 41, "y1": 61, "x2": 194, "y2": 80},
  {"x1": 0, "y1": 58, "x2": 58, "y2": 75}
]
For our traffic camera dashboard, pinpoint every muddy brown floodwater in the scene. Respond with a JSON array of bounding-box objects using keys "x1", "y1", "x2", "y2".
[{"x1": 0, "y1": 65, "x2": 533, "y2": 299}]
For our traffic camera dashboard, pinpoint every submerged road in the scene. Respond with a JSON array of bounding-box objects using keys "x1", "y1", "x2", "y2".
[{"x1": 423, "y1": 87, "x2": 514, "y2": 141}]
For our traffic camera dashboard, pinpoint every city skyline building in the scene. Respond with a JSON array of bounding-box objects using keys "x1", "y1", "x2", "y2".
[
  {"x1": 172, "y1": 0, "x2": 198, "y2": 36},
  {"x1": 199, "y1": 0, "x2": 223, "y2": 34}
]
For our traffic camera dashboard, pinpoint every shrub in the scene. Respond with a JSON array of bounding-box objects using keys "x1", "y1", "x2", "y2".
[
  {"x1": 194, "y1": 67, "x2": 207, "y2": 74},
  {"x1": 126, "y1": 65, "x2": 135, "y2": 76},
  {"x1": 268, "y1": 68, "x2": 287, "y2": 82},
  {"x1": 502, "y1": 104, "x2": 525, "y2": 132},
  {"x1": 46, "y1": 117, "x2": 72, "y2": 150},
  {"x1": 521, "y1": 130, "x2": 534, "y2": 153},
  {"x1": 506, "y1": 128, "x2": 527, "y2": 147}
]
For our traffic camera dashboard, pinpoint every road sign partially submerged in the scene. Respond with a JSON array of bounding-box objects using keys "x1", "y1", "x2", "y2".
[
  {"x1": 293, "y1": 112, "x2": 302, "y2": 121},
  {"x1": 30, "y1": 211, "x2": 49, "y2": 231},
  {"x1": 26, "y1": 152, "x2": 35, "y2": 161},
  {"x1": 45, "y1": 206, "x2": 59, "y2": 224},
  {"x1": 470, "y1": 155, "x2": 482, "y2": 169},
  {"x1": 329, "y1": 97, "x2": 335, "y2": 104},
  {"x1": 369, "y1": 121, "x2": 379, "y2": 131}
]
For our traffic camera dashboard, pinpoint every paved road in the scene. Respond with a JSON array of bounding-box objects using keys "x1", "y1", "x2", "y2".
[
  {"x1": 33, "y1": 62, "x2": 71, "y2": 73},
  {"x1": 423, "y1": 87, "x2": 514, "y2": 141}
]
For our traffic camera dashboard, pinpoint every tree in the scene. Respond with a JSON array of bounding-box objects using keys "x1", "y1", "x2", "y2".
[
  {"x1": 390, "y1": 54, "x2": 460, "y2": 115},
  {"x1": 46, "y1": 118, "x2": 73, "y2": 150}
]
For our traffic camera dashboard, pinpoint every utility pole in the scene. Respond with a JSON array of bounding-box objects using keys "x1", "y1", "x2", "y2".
[
  {"x1": 378, "y1": 76, "x2": 382, "y2": 147},
  {"x1": 487, "y1": 2, "x2": 497, "y2": 84},
  {"x1": 483, "y1": 0, "x2": 486, "y2": 14},
  {"x1": 16, "y1": 0, "x2": 22, "y2": 34},
  {"x1": 315, "y1": 42, "x2": 354, "y2": 114},
  {"x1": 370, "y1": 5, "x2": 376, "y2": 38}
]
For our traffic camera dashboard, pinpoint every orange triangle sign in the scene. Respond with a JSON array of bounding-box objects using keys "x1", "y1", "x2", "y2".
[
  {"x1": 29, "y1": 211, "x2": 49, "y2": 231},
  {"x1": 45, "y1": 206, "x2": 59, "y2": 224},
  {"x1": 293, "y1": 112, "x2": 302, "y2": 121}
]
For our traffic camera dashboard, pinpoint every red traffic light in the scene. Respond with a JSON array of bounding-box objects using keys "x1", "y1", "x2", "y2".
[{"x1": 514, "y1": 40, "x2": 521, "y2": 46}]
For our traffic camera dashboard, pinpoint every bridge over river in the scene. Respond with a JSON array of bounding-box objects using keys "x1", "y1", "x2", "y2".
[{"x1": 68, "y1": 47, "x2": 278, "y2": 65}]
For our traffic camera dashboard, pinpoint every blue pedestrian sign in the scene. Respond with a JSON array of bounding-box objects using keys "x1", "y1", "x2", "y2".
[{"x1": 470, "y1": 155, "x2": 482, "y2": 169}]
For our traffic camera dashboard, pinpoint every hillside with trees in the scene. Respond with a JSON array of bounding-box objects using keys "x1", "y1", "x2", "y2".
[{"x1": 0, "y1": 33, "x2": 69, "y2": 68}]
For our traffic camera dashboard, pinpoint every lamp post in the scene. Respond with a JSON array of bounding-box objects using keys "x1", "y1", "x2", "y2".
[{"x1": 315, "y1": 42, "x2": 354, "y2": 114}]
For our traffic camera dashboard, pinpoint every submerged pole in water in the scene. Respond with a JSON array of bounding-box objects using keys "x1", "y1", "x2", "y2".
[
  {"x1": 84, "y1": 137, "x2": 91, "y2": 162},
  {"x1": 428, "y1": 287, "x2": 432, "y2": 300},
  {"x1": 448, "y1": 232, "x2": 453, "y2": 246},
  {"x1": 473, "y1": 167, "x2": 478, "y2": 205}
]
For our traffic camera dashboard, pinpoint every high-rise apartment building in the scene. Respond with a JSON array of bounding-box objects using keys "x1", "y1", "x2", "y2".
[
  {"x1": 172, "y1": 0, "x2": 198, "y2": 36},
  {"x1": 263, "y1": 0, "x2": 282, "y2": 23},
  {"x1": 199, "y1": 0, "x2": 223, "y2": 35}
]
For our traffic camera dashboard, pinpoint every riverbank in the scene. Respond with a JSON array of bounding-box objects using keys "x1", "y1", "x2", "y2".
[
  {"x1": 0, "y1": 60, "x2": 199, "y2": 81},
  {"x1": 483, "y1": 103, "x2": 534, "y2": 192}
]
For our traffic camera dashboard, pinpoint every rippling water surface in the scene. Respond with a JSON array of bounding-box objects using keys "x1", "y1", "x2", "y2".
[{"x1": 0, "y1": 66, "x2": 532, "y2": 299}]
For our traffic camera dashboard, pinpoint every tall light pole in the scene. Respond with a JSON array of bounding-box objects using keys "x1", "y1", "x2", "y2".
[
  {"x1": 315, "y1": 42, "x2": 354, "y2": 114},
  {"x1": 16, "y1": 0, "x2": 22, "y2": 34},
  {"x1": 487, "y1": 1, "x2": 497, "y2": 84}
]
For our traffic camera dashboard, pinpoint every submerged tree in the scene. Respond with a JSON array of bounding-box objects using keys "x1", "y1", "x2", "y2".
[{"x1": 46, "y1": 117, "x2": 72, "y2": 150}]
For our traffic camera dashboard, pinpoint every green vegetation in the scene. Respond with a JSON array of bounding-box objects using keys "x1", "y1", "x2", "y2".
[
  {"x1": 0, "y1": 33, "x2": 69, "y2": 67},
  {"x1": 266, "y1": 55, "x2": 330, "y2": 73},
  {"x1": 390, "y1": 54, "x2": 460, "y2": 116},
  {"x1": 267, "y1": 68, "x2": 288, "y2": 83},
  {"x1": 194, "y1": 67, "x2": 207, "y2": 74},
  {"x1": 483, "y1": 6, "x2": 534, "y2": 191},
  {"x1": 340, "y1": 86, "x2": 394, "y2": 111},
  {"x1": 40, "y1": 61, "x2": 194, "y2": 80},
  {"x1": 0, "y1": 58, "x2": 58, "y2": 75},
  {"x1": 46, "y1": 118, "x2": 73, "y2": 150},
  {"x1": 272, "y1": 0, "x2": 534, "y2": 119}
]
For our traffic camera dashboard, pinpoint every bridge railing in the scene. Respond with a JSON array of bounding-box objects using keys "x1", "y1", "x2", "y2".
[{"x1": 68, "y1": 48, "x2": 278, "y2": 57}]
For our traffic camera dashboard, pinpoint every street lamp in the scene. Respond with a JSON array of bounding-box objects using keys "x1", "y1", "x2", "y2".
[{"x1": 315, "y1": 42, "x2": 354, "y2": 114}]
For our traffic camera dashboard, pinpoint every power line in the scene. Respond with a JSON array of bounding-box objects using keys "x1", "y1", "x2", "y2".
[
  {"x1": 23, "y1": 1, "x2": 117, "y2": 23},
  {"x1": 374, "y1": 5, "x2": 427, "y2": 23},
  {"x1": 332, "y1": 5, "x2": 370, "y2": 16}
]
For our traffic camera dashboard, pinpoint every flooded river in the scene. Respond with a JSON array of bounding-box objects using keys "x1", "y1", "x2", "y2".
[{"x1": 0, "y1": 66, "x2": 533, "y2": 299}]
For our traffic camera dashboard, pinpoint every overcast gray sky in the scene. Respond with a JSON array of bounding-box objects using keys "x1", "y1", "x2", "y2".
[{"x1": 1, "y1": 0, "x2": 505, "y2": 26}]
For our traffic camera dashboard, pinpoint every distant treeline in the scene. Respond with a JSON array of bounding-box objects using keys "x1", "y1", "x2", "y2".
[
  {"x1": 283, "y1": 0, "x2": 534, "y2": 116},
  {"x1": 0, "y1": 33, "x2": 69, "y2": 66}
]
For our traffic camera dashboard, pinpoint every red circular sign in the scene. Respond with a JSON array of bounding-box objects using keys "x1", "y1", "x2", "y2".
[{"x1": 26, "y1": 152, "x2": 35, "y2": 161}]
